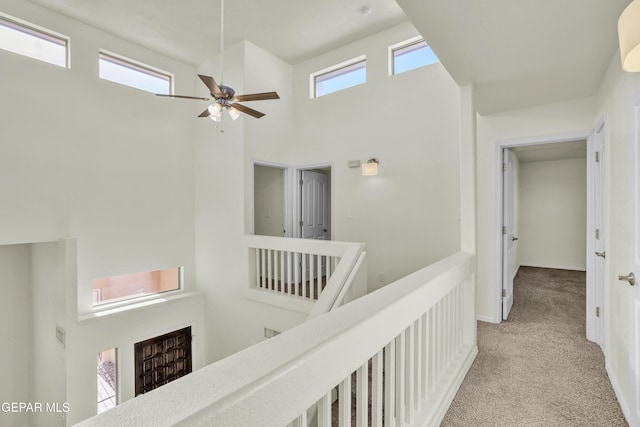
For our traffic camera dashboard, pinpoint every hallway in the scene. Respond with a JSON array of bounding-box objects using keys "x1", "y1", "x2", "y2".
[{"x1": 442, "y1": 267, "x2": 627, "y2": 426}]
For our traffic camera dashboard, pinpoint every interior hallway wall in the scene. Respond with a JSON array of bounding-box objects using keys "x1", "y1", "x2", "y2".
[
  {"x1": 0, "y1": 244, "x2": 31, "y2": 427},
  {"x1": 518, "y1": 157, "x2": 586, "y2": 271},
  {"x1": 475, "y1": 97, "x2": 596, "y2": 322},
  {"x1": 254, "y1": 165, "x2": 285, "y2": 237}
]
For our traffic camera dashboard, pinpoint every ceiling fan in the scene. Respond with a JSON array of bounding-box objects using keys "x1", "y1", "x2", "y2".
[{"x1": 155, "y1": 0, "x2": 279, "y2": 122}]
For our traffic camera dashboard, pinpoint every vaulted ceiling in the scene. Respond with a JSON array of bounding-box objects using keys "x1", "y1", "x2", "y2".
[{"x1": 26, "y1": 0, "x2": 632, "y2": 114}]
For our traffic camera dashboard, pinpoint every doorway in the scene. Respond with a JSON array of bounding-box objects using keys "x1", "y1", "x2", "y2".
[
  {"x1": 251, "y1": 161, "x2": 290, "y2": 237},
  {"x1": 497, "y1": 131, "x2": 602, "y2": 345},
  {"x1": 296, "y1": 165, "x2": 333, "y2": 240}
]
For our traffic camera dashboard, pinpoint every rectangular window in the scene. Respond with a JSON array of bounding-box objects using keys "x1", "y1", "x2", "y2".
[
  {"x1": 99, "y1": 51, "x2": 172, "y2": 94},
  {"x1": 97, "y1": 348, "x2": 117, "y2": 414},
  {"x1": 0, "y1": 13, "x2": 68, "y2": 67},
  {"x1": 311, "y1": 56, "x2": 366, "y2": 98},
  {"x1": 390, "y1": 37, "x2": 439, "y2": 75},
  {"x1": 92, "y1": 267, "x2": 182, "y2": 306}
]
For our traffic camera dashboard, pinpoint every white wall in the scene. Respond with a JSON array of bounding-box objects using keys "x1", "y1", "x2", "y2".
[
  {"x1": 195, "y1": 42, "x2": 306, "y2": 364},
  {"x1": 595, "y1": 52, "x2": 640, "y2": 423},
  {"x1": 291, "y1": 22, "x2": 462, "y2": 291},
  {"x1": 254, "y1": 165, "x2": 285, "y2": 237},
  {"x1": 0, "y1": 1, "x2": 206, "y2": 424},
  {"x1": 475, "y1": 97, "x2": 596, "y2": 322},
  {"x1": 30, "y1": 241, "x2": 67, "y2": 427},
  {"x1": 517, "y1": 158, "x2": 586, "y2": 271},
  {"x1": 0, "y1": 244, "x2": 31, "y2": 427}
]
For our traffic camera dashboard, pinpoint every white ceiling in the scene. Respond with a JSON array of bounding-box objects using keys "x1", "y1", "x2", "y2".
[
  {"x1": 397, "y1": 0, "x2": 631, "y2": 114},
  {"x1": 26, "y1": 0, "x2": 408, "y2": 65},
  {"x1": 512, "y1": 140, "x2": 587, "y2": 163},
  {"x1": 25, "y1": 0, "x2": 630, "y2": 115}
]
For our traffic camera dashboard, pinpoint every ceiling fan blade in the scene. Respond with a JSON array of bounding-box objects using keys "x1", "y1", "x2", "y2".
[
  {"x1": 230, "y1": 103, "x2": 265, "y2": 118},
  {"x1": 198, "y1": 109, "x2": 211, "y2": 118},
  {"x1": 156, "y1": 94, "x2": 210, "y2": 101},
  {"x1": 198, "y1": 74, "x2": 224, "y2": 98},
  {"x1": 231, "y1": 91, "x2": 280, "y2": 102}
]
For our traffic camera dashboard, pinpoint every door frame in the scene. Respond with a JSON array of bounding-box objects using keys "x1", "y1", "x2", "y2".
[
  {"x1": 494, "y1": 130, "x2": 596, "y2": 328},
  {"x1": 249, "y1": 159, "x2": 292, "y2": 237},
  {"x1": 294, "y1": 162, "x2": 334, "y2": 240}
]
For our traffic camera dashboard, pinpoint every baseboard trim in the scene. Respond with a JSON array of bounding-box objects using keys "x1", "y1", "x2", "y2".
[
  {"x1": 606, "y1": 362, "x2": 631, "y2": 424},
  {"x1": 519, "y1": 264, "x2": 586, "y2": 272},
  {"x1": 413, "y1": 344, "x2": 478, "y2": 426},
  {"x1": 476, "y1": 314, "x2": 497, "y2": 323}
]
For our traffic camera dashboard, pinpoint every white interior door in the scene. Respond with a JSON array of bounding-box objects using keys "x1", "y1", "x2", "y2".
[
  {"x1": 301, "y1": 170, "x2": 328, "y2": 240},
  {"x1": 300, "y1": 170, "x2": 328, "y2": 278},
  {"x1": 593, "y1": 124, "x2": 606, "y2": 349},
  {"x1": 627, "y1": 95, "x2": 640, "y2": 427},
  {"x1": 502, "y1": 148, "x2": 516, "y2": 320}
]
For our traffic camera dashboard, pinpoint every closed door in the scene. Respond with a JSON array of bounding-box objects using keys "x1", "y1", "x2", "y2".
[
  {"x1": 502, "y1": 148, "x2": 516, "y2": 320},
  {"x1": 301, "y1": 170, "x2": 328, "y2": 279},
  {"x1": 627, "y1": 96, "x2": 640, "y2": 427},
  {"x1": 134, "y1": 326, "x2": 192, "y2": 396}
]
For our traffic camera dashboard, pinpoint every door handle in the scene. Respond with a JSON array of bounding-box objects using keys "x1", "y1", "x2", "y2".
[
  {"x1": 511, "y1": 236, "x2": 518, "y2": 242},
  {"x1": 618, "y1": 272, "x2": 636, "y2": 286},
  {"x1": 595, "y1": 251, "x2": 606, "y2": 258}
]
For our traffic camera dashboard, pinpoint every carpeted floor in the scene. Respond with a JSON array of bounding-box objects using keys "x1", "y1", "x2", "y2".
[{"x1": 441, "y1": 266, "x2": 628, "y2": 427}]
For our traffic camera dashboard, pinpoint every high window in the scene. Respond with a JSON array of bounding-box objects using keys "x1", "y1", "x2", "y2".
[
  {"x1": 92, "y1": 267, "x2": 182, "y2": 306},
  {"x1": 99, "y1": 51, "x2": 172, "y2": 94},
  {"x1": 0, "y1": 13, "x2": 68, "y2": 67},
  {"x1": 390, "y1": 37, "x2": 439, "y2": 75},
  {"x1": 311, "y1": 56, "x2": 366, "y2": 98}
]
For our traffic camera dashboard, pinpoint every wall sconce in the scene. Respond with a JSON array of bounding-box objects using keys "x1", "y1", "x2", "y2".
[
  {"x1": 618, "y1": 0, "x2": 640, "y2": 72},
  {"x1": 361, "y1": 158, "x2": 379, "y2": 176}
]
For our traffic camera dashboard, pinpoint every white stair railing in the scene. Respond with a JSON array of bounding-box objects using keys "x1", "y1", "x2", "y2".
[
  {"x1": 77, "y1": 251, "x2": 477, "y2": 427},
  {"x1": 246, "y1": 235, "x2": 367, "y2": 315}
]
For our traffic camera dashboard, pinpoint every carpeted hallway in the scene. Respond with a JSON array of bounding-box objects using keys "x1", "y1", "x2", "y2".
[{"x1": 442, "y1": 266, "x2": 628, "y2": 426}]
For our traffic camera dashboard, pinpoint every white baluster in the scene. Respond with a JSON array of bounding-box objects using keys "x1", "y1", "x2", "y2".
[
  {"x1": 356, "y1": 361, "x2": 368, "y2": 427},
  {"x1": 421, "y1": 312, "x2": 429, "y2": 400},
  {"x1": 372, "y1": 350, "x2": 383, "y2": 427},
  {"x1": 430, "y1": 306, "x2": 436, "y2": 390},
  {"x1": 395, "y1": 333, "x2": 405, "y2": 426},
  {"x1": 405, "y1": 325, "x2": 415, "y2": 424},
  {"x1": 280, "y1": 250, "x2": 285, "y2": 293},
  {"x1": 267, "y1": 249, "x2": 273, "y2": 290},
  {"x1": 317, "y1": 392, "x2": 331, "y2": 427},
  {"x1": 339, "y1": 375, "x2": 351, "y2": 427},
  {"x1": 384, "y1": 342, "x2": 395, "y2": 427},
  {"x1": 414, "y1": 317, "x2": 422, "y2": 411},
  {"x1": 255, "y1": 248, "x2": 260, "y2": 289},
  {"x1": 309, "y1": 253, "x2": 315, "y2": 299},
  {"x1": 301, "y1": 253, "x2": 307, "y2": 298},
  {"x1": 288, "y1": 411, "x2": 307, "y2": 427},
  {"x1": 260, "y1": 248, "x2": 266, "y2": 289},
  {"x1": 294, "y1": 252, "x2": 299, "y2": 296},
  {"x1": 316, "y1": 253, "x2": 322, "y2": 298}
]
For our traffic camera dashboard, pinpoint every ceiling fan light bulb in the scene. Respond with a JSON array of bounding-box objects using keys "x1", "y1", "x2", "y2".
[
  {"x1": 209, "y1": 112, "x2": 222, "y2": 122},
  {"x1": 207, "y1": 102, "x2": 222, "y2": 115},
  {"x1": 227, "y1": 106, "x2": 241, "y2": 120}
]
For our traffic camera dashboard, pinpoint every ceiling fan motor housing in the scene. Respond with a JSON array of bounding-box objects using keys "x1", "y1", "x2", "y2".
[{"x1": 216, "y1": 85, "x2": 235, "y2": 100}]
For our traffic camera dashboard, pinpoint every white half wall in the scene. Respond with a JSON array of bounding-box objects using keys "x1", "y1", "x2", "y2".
[{"x1": 517, "y1": 158, "x2": 586, "y2": 271}]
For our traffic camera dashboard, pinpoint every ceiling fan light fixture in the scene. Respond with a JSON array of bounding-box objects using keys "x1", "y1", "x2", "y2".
[
  {"x1": 208, "y1": 102, "x2": 223, "y2": 115},
  {"x1": 618, "y1": 0, "x2": 640, "y2": 72},
  {"x1": 227, "y1": 106, "x2": 241, "y2": 120}
]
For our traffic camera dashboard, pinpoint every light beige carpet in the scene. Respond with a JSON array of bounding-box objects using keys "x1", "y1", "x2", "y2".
[{"x1": 442, "y1": 267, "x2": 628, "y2": 427}]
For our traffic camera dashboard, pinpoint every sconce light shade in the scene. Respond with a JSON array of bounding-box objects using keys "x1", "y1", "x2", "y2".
[
  {"x1": 362, "y1": 158, "x2": 379, "y2": 176},
  {"x1": 619, "y1": 0, "x2": 640, "y2": 72}
]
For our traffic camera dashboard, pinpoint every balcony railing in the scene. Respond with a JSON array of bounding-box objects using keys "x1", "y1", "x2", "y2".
[
  {"x1": 245, "y1": 235, "x2": 368, "y2": 317},
  {"x1": 78, "y1": 251, "x2": 476, "y2": 427}
]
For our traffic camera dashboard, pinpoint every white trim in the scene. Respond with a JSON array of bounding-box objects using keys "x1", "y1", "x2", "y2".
[
  {"x1": 244, "y1": 289, "x2": 314, "y2": 315},
  {"x1": 606, "y1": 362, "x2": 631, "y2": 423},
  {"x1": 476, "y1": 314, "x2": 497, "y2": 323},
  {"x1": 309, "y1": 55, "x2": 366, "y2": 99},
  {"x1": 387, "y1": 35, "x2": 424, "y2": 76},
  {"x1": 98, "y1": 49, "x2": 174, "y2": 94},
  {"x1": 294, "y1": 162, "x2": 335, "y2": 240},
  {"x1": 249, "y1": 159, "x2": 292, "y2": 237},
  {"x1": 495, "y1": 130, "x2": 592, "y2": 324}
]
